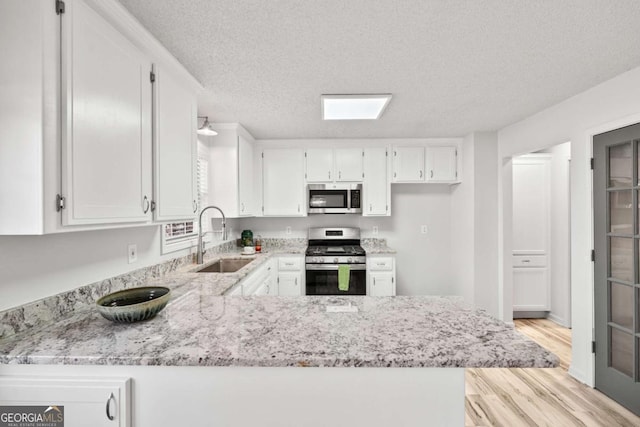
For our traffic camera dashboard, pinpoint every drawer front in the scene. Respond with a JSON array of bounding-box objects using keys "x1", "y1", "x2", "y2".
[
  {"x1": 367, "y1": 257, "x2": 394, "y2": 271},
  {"x1": 278, "y1": 257, "x2": 302, "y2": 271},
  {"x1": 512, "y1": 255, "x2": 547, "y2": 268}
]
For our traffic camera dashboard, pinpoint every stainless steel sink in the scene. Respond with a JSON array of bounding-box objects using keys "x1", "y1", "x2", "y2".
[{"x1": 197, "y1": 258, "x2": 254, "y2": 273}]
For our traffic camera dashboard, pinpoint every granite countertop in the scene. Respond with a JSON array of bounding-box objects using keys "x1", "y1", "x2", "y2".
[{"x1": 0, "y1": 273, "x2": 557, "y2": 368}]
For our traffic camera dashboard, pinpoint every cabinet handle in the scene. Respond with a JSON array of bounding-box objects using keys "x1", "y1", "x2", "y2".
[
  {"x1": 106, "y1": 392, "x2": 116, "y2": 421},
  {"x1": 373, "y1": 277, "x2": 376, "y2": 286},
  {"x1": 339, "y1": 171, "x2": 342, "y2": 179},
  {"x1": 430, "y1": 170, "x2": 434, "y2": 178},
  {"x1": 393, "y1": 172, "x2": 397, "y2": 178},
  {"x1": 143, "y1": 196, "x2": 150, "y2": 213},
  {"x1": 298, "y1": 204, "x2": 300, "y2": 213},
  {"x1": 369, "y1": 204, "x2": 372, "y2": 212},
  {"x1": 295, "y1": 277, "x2": 298, "y2": 285},
  {"x1": 522, "y1": 259, "x2": 530, "y2": 263},
  {"x1": 192, "y1": 200, "x2": 198, "y2": 213},
  {"x1": 328, "y1": 171, "x2": 331, "y2": 180},
  {"x1": 241, "y1": 203, "x2": 245, "y2": 212},
  {"x1": 419, "y1": 170, "x2": 423, "y2": 178}
]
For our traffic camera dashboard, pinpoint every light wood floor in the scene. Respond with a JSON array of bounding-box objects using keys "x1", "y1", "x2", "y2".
[{"x1": 465, "y1": 318, "x2": 640, "y2": 427}]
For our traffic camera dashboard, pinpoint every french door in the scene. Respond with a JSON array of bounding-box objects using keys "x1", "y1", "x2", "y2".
[{"x1": 593, "y1": 122, "x2": 640, "y2": 415}]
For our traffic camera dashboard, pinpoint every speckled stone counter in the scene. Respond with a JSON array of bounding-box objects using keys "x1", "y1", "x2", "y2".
[
  {"x1": 0, "y1": 290, "x2": 557, "y2": 368},
  {"x1": 361, "y1": 238, "x2": 396, "y2": 254}
]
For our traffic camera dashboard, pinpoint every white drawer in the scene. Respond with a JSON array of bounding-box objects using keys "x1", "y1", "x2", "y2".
[
  {"x1": 367, "y1": 257, "x2": 394, "y2": 271},
  {"x1": 513, "y1": 255, "x2": 547, "y2": 268},
  {"x1": 278, "y1": 257, "x2": 302, "y2": 271}
]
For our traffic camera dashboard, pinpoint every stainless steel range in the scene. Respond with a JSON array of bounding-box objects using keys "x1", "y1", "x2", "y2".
[{"x1": 305, "y1": 227, "x2": 367, "y2": 295}]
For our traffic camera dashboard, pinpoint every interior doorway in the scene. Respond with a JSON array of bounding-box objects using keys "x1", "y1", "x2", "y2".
[{"x1": 511, "y1": 141, "x2": 572, "y2": 327}]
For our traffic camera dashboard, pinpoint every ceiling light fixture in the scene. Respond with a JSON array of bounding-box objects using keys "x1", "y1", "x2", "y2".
[
  {"x1": 321, "y1": 94, "x2": 392, "y2": 120},
  {"x1": 197, "y1": 116, "x2": 218, "y2": 136}
]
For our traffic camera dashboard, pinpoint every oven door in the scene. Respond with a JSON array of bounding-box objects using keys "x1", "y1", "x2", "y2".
[{"x1": 305, "y1": 264, "x2": 366, "y2": 295}]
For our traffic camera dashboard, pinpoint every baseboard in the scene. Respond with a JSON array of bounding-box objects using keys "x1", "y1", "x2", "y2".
[
  {"x1": 513, "y1": 311, "x2": 548, "y2": 319},
  {"x1": 547, "y1": 312, "x2": 570, "y2": 328},
  {"x1": 568, "y1": 365, "x2": 593, "y2": 387}
]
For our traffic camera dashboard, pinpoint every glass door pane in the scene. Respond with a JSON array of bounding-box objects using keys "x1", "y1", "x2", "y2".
[{"x1": 609, "y1": 143, "x2": 632, "y2": 188}]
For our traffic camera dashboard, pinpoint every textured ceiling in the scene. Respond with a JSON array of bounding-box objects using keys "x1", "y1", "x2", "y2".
[{"x1": 118, "y1": 0, "x2": 640, "y2": 139}]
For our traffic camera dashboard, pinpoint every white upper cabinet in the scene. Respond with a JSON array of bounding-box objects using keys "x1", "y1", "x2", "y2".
[
  {"x1": 305, "y1": 148, "x2": 334, "y2": 182},
  {"x1": 262, "y1": 148, "x2": 306, "y2": 216},
  {"x1": 0, "y1": 0, "x2": 201, "y2": 234},
  {"x1": 152, "y1": 65, "x2": 197, "y2": 221},
  {"x1": 363, "y1": 147, "x2": 390, "y2": 216},
  {"x1": 426, "y1": 146, "x2": 458, "y2": 182},
  {"x1": 61, "y1": 0, "x2": 153, "y2": 225},
  {"x1": 392, "y1": 146, "x2": 425, "y2": 182},
  {"x1": 208, "y1": 124, "x2": 255, "y2": 218},
  {"x1": 305, "y1": 148, "x2": 364, "y2": 182}
]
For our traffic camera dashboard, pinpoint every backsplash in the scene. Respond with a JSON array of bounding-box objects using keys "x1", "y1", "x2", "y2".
[{"x1": 0, "y1": 239, "x2": 238, "y2": 339}]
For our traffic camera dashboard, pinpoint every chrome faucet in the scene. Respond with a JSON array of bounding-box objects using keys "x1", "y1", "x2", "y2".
[{"x1": 197, "y1": 205, "x2": 227, "y2": 264}]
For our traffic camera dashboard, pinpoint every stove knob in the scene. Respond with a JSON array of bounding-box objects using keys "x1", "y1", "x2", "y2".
[{"x1": 334, "y1": 258, "x2": 339, "y2": 263}]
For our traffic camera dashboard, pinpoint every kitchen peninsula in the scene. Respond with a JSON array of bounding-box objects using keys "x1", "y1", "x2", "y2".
[{"x1": 0, "y1": 247, "x2": 557, "y2": 427}]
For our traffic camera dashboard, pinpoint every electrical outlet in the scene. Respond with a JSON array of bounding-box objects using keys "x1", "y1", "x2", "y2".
[
  {"x1": 372, "y1": 226, "x2": 379, "y2": 235},
  {"x1": 420, "y1": 225, "x2": 428, "y2": 234},
  {"x1": 128, "y1": 244, "x2": 138, "y2": 264},
  {"x1": 286, "y1": 226, "x2": 292, "y2": 235}
]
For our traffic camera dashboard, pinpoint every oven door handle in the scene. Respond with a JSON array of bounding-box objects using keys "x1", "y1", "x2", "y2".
[{"x1": 305, "y1": 264, "x2": 366, "y2": 271}]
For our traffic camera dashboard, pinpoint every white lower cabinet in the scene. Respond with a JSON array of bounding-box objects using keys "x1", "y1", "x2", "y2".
[
  {"x1": 367, "y1": 255, "x2": 396, "y2": 296},
  {"x1": 228, "y1": 259, "x2": 274, "y2": 296},
  {"x1": 277, "y1": 256, "x2": 304, "y2": 296},
  {"x1": 0, "y1": 376, "x2": 130, "y2": 427}
]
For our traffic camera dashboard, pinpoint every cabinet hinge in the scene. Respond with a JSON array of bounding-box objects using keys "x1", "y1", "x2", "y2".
[
  {"x1": 56, "y1": 194, "x2": 66, "y2": 211},
  {"x1": 362, "y1": 150, "x2": 365, "y2": 157},
  {"x1": 385, "y1": 150, "x2": 388, "y2": 157},
  {"x1": 55, "y1": 0, "x2": 65, "y2": 15},
  {"x1": 150, "y1": 200, "x2": 156, "y2": 212},
  {"x1": 362, "y1": 172, "x2": 364, "y2": 178},
  {"x1": 393, "y1": 150, "x2": 397, "y2": 157},
  {"x1": 305, "y1": 173, "x2": 307, "y2": 179},
  {"x1": 150, "y1": 71, "x2": 156, "y2": 83},
  {"x1": 386, "y1": 205, "x2": 388, "y2": 211},
  {"x1": 304, "y1": 152, "x2": 307, "y2": 158},
  {"x1": 591, "y1": 249, "x2": 595, "y2": 262},
  {"x1": 592, "y1": 340, "x2": 596, "y2": 354},
  {"x1": 455, "y1": 149, "x2": 458, "y2": 156},
  {"x1": 261, "y1": 152, "x2": 264, "y2": 159},
  {"x1": 277, "y1": 277, "x2": 280, "y2": 284},
  {"x1": 590, "y1": 157, "x2": 594, "y2": 170}
]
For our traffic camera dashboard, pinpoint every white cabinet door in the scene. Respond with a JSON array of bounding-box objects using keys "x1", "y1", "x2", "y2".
[
  {"x1": 392, "y1": 146, "x2": 425, "y2": 182},
  {"x1": 0, "y1": 376, "x2": 131, "y2": 427},
  {"x1": 61, "y1": 0, "x2": 152, "y2": 225},
  {"x1": 305, "y1": 148, "x2": 333, "y2": 182},
  {"x1": 238, "y1": 134, "x2": 254, "y2": 216},
  {"x1": 335, "y1": 148, "x2": 364, "y2": 181},
  {"x1": 153, "y1": 65, "x2": 197, "y2": 221},
  {"x1": 426, "y1": 146, "x2": 458, "y2": 182},
  {"x1": 513, "y1": 268, "x2": 550, "y2": 311},
  {"x1": 262, "y1": 149, "x2": 305, "y2": 216},
  {"x1": 363, "y1": 147, "x2": 389, "y2": 216},
  {"x1": 369, "y1": 272, "x2": 395, "y2": 296},
  {"x1": 278, "y1": 272, "x2": 302, "y2": 296}
]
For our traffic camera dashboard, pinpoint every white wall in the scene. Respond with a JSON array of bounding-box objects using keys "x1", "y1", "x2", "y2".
[
  {"x1": 497, "y1": 65, "x2": 640, "y2": 386},
  {"x1": 536, "y1": 142, "x2": 572, "y2": 327},
  {"x1": 240, "y1": 184, "x2": 455, "y2": 296},
  {"x1": 450, "y1": 132, "x2": 500, "y2": 316},
  {"x1": 0, "y1": 220, "x2": 240, "y2": 312}
]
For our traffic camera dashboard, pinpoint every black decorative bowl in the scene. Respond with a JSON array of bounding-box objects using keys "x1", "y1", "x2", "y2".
[{"x1": 96, "y1": 286, "x2": 171, "y2": 323}]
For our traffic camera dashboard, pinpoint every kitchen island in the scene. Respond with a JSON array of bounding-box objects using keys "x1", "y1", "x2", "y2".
[{"x1": 0, "y1": 253, "x2": 557, "y2": 426}]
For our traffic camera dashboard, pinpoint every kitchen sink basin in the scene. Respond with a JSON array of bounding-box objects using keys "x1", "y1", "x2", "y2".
[{"x1": 197, "y1": 258, "x2": 254, "y2": 273}]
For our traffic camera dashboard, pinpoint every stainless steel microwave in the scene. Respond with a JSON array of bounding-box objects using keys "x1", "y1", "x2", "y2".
[{"x1": 307, "y1": 184, "x2": 362, "y2": 214}]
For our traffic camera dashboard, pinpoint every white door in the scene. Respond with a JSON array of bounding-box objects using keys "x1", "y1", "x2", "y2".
[
  {"x1": 363, "y1": 147, "x2": 389, "y2": 216},
  {"x1": 426, "y1": 146, "x2": 458, "y2": 182},
  {"x1": 335, "y1": 148, "x2": 364, "y2": 181},
  {"x1": 392, "y1": 146, "x2": 425, "y2": 182},
  {"x1": 369, "y1": 272, "x2": 395, "y2": 296},
  {"x1": 278, "y1": 272, "x2": 302, "y2": 296},
  {"x1": 238, "y1": 135, "x2": 254, "y2": 216},
  {"x1": 0, "y1": 377, "x2": 130, "y2": 427},
  {"x1": 153, "y1": 65, "x2": 197, "y2": 221},
  {"x1": 262, "y1": 149, "x2": 305, "y2": 216},
  {"x1": 306, "y1": 148, "x2": 333, "y2": 182},
  {"x1": 61, "y1": 0, "x2": 152, "y2": 225}
]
